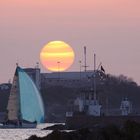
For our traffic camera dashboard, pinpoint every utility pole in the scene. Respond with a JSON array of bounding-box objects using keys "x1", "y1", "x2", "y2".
[
  {"x1": 93, "y1": 53, "x2": 97, "y2": 101},
  {"x1": 79, "y1": 60, "x2": 82, "y2": 80},
  {"x1": 57, "y1": 61, "x2": 60, "y2": 80}
]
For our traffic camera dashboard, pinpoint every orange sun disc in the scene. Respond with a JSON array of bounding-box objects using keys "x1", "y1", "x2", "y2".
[{"x1": 40, "y1": 41, "x2": 75, "y2": 72}]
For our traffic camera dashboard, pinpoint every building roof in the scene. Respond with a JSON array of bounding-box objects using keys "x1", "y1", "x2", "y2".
[{"x1": 42, "y1": 71, "x2": 95, "y2": 79}]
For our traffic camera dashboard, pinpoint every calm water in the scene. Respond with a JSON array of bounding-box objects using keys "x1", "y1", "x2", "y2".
[{"x1": 0, "y1": 123, "x2": 53, "y2": 140}]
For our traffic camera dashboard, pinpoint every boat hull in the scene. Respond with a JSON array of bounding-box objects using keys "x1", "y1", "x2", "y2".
[{"x1": 0, "y1": 121, "x2": 37, "y2": 129}]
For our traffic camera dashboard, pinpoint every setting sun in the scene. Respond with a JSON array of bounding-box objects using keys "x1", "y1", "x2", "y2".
[{"x1": 40, "y1": 41, "x2": 75, "y2": 72}]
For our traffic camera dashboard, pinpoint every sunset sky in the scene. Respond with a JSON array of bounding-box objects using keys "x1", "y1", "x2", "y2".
[{"x1": 0, "y1": 0, "x2": 140, "y2": 84}]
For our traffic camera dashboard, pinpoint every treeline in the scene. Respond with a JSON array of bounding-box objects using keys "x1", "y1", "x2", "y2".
[{"x1": 99, "y1": 74, "x2": 140, "y2": 109}]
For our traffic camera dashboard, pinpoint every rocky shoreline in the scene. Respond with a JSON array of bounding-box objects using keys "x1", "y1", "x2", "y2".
[{"x1": 27, "y1": 120, "x2": 140, "y2": 140}]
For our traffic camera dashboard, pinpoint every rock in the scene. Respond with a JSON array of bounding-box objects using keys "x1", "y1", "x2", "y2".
[
  {"x1": 27, "y1": 121, "x2": 140, "y2": 140},
  {"x1": 42, "y1": 124, "x2": 66, "y2": 130},
  {"x1": 26, "y1": 135, "x2": 41, "y2": 140}
]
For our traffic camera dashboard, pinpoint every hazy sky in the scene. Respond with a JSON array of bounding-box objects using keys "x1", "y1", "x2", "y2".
[{"x1": 0, "y1": 0, "x2": 140, "y2": 84}]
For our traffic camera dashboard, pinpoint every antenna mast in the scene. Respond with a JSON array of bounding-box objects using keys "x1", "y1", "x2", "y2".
[{"x1": 83, "y1": 46, "x2": 88, "y2": 72}]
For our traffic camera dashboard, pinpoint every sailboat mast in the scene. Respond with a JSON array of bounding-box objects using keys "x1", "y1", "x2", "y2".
[
  {"x1": 18, "y1": 70, "x2": 22, "y2": 121},
  {"x1": 93, "y1": 53, "x2": 96, "y2": 100}
]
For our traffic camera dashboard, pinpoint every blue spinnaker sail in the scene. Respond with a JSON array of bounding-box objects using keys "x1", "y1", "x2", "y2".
[{"x1": 18, "y1": 67, "x2": 44, "y2": 123}]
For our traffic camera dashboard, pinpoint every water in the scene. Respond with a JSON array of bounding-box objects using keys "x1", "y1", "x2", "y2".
[{"x1": 0, "y1": 123, "x2": 53, "y2": 140}]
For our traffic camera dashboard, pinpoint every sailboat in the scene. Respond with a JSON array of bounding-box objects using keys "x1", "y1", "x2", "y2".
[{"x1": 0, "y1": 66, "x2": 45, "y2": 128}]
